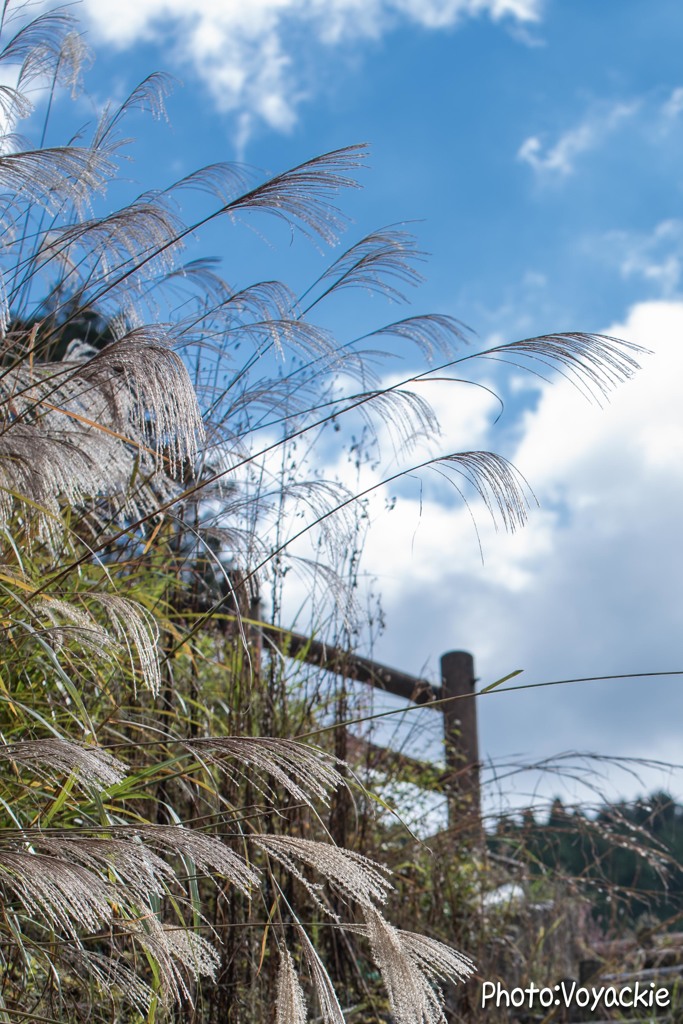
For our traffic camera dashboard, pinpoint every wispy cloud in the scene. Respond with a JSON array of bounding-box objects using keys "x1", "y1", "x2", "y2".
[
  {"x1": 597, "y1": 220, "x2": 683, "y2": 298},
  {"x1": 661, "y1": 86, "x2": 683, "y2": 120},
  {"x1": 518, "y1": 100, "x2": 638, "y2": 178},
  {"x1": 72, "y1": 0, "x2": 542, "y2": 150}
]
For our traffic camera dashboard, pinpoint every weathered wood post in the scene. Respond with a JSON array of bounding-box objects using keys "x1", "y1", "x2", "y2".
[{"x1": 440, "y1": 650, "x2": 482, "y2": 839}]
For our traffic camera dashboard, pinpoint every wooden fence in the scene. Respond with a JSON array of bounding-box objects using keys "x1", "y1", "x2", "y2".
[{"x1": 259, "y1": 621, "x2": 481, "y2": 836}]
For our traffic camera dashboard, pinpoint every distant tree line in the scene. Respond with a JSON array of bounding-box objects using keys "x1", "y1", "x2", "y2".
[{"x1": 489, "y1": 792, "x2": 683, "y2": 931}]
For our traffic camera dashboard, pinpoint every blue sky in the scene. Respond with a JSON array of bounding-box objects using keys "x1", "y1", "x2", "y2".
[{"x1": 30, "y1": 0, "x2": 683, "y2": 814}]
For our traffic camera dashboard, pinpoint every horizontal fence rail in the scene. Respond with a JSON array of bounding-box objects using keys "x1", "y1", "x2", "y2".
[
  {"x1": 260, "y1": 624, "x2": 442, "y2": 703},
  {"x1": 257, "y1": 620, "x2": 482, "y2": 837}
]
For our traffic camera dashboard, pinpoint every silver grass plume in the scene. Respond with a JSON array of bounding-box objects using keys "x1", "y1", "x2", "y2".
[
  {"x1": 90, "y1": 593, "x2": 161, "y2": 694},
  {"x1": 134, "y1": 823, "x2": 258, "y2": 896},
  {"x1": 188, "y1": 736, "x2": 345, "y2": 807},
  {"x1": 396, "y1": 928, "x2": 476, "y2": 988},
  {"x1": 305, "y1": 227, "x2": 425, "y2": 308},
  {"x1": 0, "y1": 335, "x2": 204, "y2": 539},
  {"x1": 0, "y1": 848, "x2": 116, "y2": 936},
  {"x1": 81, "y1": 329, "x2": 206, "y2": 471},
  {"x1": 1, "y1": 10, "x2": 89, "y2": 94},
  {"x1": 296, "y1": 922, "x2": 346, "y2": 1024},
  {"x1": 126, "y1": 916, "x2": 221, "y2": 1005},
  {"x1": 253, "y1": 835, "x2": 392, "y2": 912},
  {"x1": 4, "y1": 832, "x2": 178, "y2": 909},
  {"x1": 45, "y1": 196, "x2": 185, "y2": 278},
  {"x1": 0, "y1": 737, "x2": 127, "y2": 790},
  {"x1": 35, "y1": 596, "x2": 118, "y2": 655},
  {"x1": 364, "y1": 909, "x2": 442, "y2": 1024},
  {"x1": 276, "y1": 947, "x2": 308, "y2": 1024},
  {"x1": 225, "y1": 145, "x2": 366, "y2": 245},
  {"x1": 62, "y1": 948, "x2": 154, "y2": 1016},
  {"x1": 362, "y1": 909, "x2": 475, "y2": 1024},
  {"x1": 364, "y1": 313, "x2": 470, "y2": 363},
  {"x1": 0, "y1": 420, "x2": 108, "y2": 542},
  {"x1": 0, "y1": 145, "x2": 113, "y2": 218},
  {"x1": 481, "y1": 331, "x2": 645, "y2": 404},
  {"x1": 0, "y1": 822, "x2": 259, "y2": 1001},
  {"x1": 1, "y1": 824, "x2": 256, "y2": 909}
]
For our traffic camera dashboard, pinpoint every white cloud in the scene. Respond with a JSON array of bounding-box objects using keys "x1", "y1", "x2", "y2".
[
  {"x1": 600, "y1": 219, "x2": 683, "y2": 298},
  {"x1": 518, "y1": 101, "x2": 638, "y2": 177},
  {"x1": 71, "y1": 0, "x2": 542, "y2": 148},
  {"x1": 323, "y1": 301, "x2": 683, "y2": 808},
  {"x1": 662, "y1": 85, "x2": 683, "y2": 120},
  {"x1": 390, "y1": 0, "x2": 541, "y2": 29}
]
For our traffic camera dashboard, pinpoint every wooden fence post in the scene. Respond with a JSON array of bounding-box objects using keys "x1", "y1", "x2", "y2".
[
  {"x1": 256, "y1": 624, "x2": 483, "y2": 839},
  {"x1": 440, "y1": 650, "x2": 481, "y2": 840}
]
